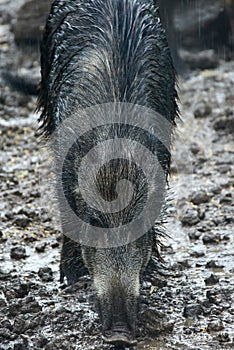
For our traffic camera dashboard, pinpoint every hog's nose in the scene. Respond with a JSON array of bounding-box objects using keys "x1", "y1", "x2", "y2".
[{"x1": 103, "y1": 324, "x2": 137, "y2": 346}]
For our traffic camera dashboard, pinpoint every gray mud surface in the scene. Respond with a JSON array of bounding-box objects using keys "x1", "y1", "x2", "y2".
[{"x1": 0, "y1": 1, "x2": 233, "y2": 349}]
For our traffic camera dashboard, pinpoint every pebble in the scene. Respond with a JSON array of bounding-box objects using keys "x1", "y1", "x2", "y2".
[
  {"x1": 202, "y1": 233, "x2": 221, "y2": 244},
  {"x1": 9, "y1": 296, "x2": 42, "y2": 317},
  {"x1": 210, "y1": 185, "x2": 221, "y2": 195},
  {"x1": 13, "y1": 339, "x2": 29, "y2": 350},
  {"x1": 208, "y1": 319, "x2": 224, "y2": 332},
  {"x1": 179, "y1": 206, "x2": 200, "y2": 226},
  {"x1": 0, "y1": 297, "x2": 7, "y2": 307},
  {"x1": 38, "y1": 267, "x2": 53, "y2": 282},
  {"x1": 13, "y1": 317, "x2": 26, "y2": 334},
  {"x1": 150, "y1": 276, "x2": 167, "y2": 288},
  {"x1": 213, "y1": 115, "x2": 234, "y2": 134},
  {"x1": 194, "y1": 101, "x2": 212, "y2": 119},
  {"x1": 0, "y1": 328, "x2": 12, "y2": 340},
  {"x1": 10, "y1": 246, "x2": 27, "y2": 260},
  {"x1": 12, "y1": 282, "x2": 29, "y2": 299},
  {"x1": 190, "y1": 189, "x2": 210, "y2": 205},
  {"x1": 13, "y1": 215, "x2": 31, "y2": 228},
  {"x1": 1, "y1": 319, "x2": 12, "y2": 331},
  {"x1": 206, "y1": 290, "x2": 220, "y2": 304},
  {"x1": 218, "y1": 164, "x2": 231, "y2": 174},
  {"x1": 204, "y1": 274, "x2": 219, "y2": 286},
  {"x1": 217, "y1": 332, "x2": 231, "y2": 343},
  {"x1": 190, "y1": 142, "x2": 201, "y2": 155},
  {"x1": 219, "y1": 192, "x2": 233, "y2": 205},
  {"x1": 35, "y1": 242, "x2": 47, "y2": 253},
  {"x1": 188, "y1": 228, "x2": 202, "y2": 240},
  {"x1": 50, "y1": 240, "x2": 59, "y2": 248},
  {"x1": 183, "y1": 303, "x2": 204, "y2": 318},
  {"x1": 206, "y1": 260, "x2": 224, "y2": 269},
  {"x1": 190, "y1": 247, "x2": 205, "y2": 258},
  {"x1": 0, "y1": 230, "x2": 7, "y2": 243},
  {"x1": 142, "y1": 308, "x2": 174, "y2": 335}
]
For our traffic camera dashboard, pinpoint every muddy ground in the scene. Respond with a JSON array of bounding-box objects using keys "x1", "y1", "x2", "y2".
[{"x1": 0, "y1": 1, "x2": 234, "y2": 350}]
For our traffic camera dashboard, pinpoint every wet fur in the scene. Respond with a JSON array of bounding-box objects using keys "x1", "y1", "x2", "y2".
[
  {"x1": 37, "y1": 0, "x2": 178, "y2": 343},
  {"x1": 37, "y1": 0, "x2": 178, "y2": 135}
]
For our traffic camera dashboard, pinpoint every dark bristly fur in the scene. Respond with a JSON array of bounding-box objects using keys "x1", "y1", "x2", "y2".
[
  {"x1": 37, "y1": 0, "x2": 178, "y2": 135},
  {"x1": 38, "y1": 0, "x2": 178, "y2": 346}
]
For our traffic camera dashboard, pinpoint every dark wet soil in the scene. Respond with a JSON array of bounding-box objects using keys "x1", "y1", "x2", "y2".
[{"x1": 0, "y1": 1, "x2": 234, "y2": 350}]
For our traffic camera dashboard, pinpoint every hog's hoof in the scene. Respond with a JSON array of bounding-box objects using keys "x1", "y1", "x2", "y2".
[{"x1": 103, "y1": 330, "x2": 137, "y2": 346}]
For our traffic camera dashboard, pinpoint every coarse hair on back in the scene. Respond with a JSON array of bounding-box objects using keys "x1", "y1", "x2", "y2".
[{"x1": 37, "y1": 0, "x2": 178, "y2": 136}]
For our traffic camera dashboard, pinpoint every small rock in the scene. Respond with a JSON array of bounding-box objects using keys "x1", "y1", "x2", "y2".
[
  {"x1": 224, "y1": 215, "x2": 233, "y2": 225},
  {"x1": 35, "y1": 242, "x2": 47, "y2": 253},
  {"x1": 188, "y1": 229, "x2": 202, "y2": 240},
  {"x1": 0, "y1": 328, "x2": 12, "y2": 339},
  {"x1": 194, "y1": 101, "x2": 212, "y2": 119},
  {"x1": 202, "y1": 233, "x2": 221, "y2": 244},
  {"x1": 208, "y1": 319, "x2": 224, "y2": 332},
  {"x1": 0, "y1": 270, "x2": 10, "y2": 281},
  {"x1": 177, "y1": 259, "x2": 191, "y2": 269},
  {"x1": 213, "y1": 115, "x2": 234, "y2": 134},
  {"x1": 50, "y1": 240, "x2": 59, "y2": 248},
  {"x1": 197, "y1": 207, "x2": 206, "y2": 220},
  {"x1": 12, "y1": 282, "x2": 29, "y2": 299},
  {"x1": 9, "y1": 296, "x2": 42, "y2": 316},
  {"x1": 183, "y1": 303, "x2": 204, "y2": 318},
  {"x1": 0, "y1": 297, "x2": 7, "y2": 307},
  {"x1": 206, "y1": 260, "x2": 224, "y2": 269},
  {"x1": 45, "y1": 339, "x2": 72, "y2": 350},
  {"x1": 210, "y1": 185, "x2": 221, "y2": 195},
  {"x1": 10, "y1": 246, "x2": 27, "y2": 260},
  {"x1": 13, "y1": 215, "x2": 31, "y2": 228},
  {"x1": 0, "y1": 230, "x2": 7, "y2": 243},
  {"x1": 142, "y1": 308, "x2": 174, "y2": 335},
  {"x1": 219, "y1": 192, "x2": 233, "y2": 204},
  {"x1": 190, "y1": 142, "x2": 201, "y2": 155},
  {"x1": 150, "y1": 276, "x2": 167, "y2": 288},
  {"x1": 23, "y1": 233, "x2": 38, "y2": 242},
  {"x1": 179, "y1": 206, "x2": 200, "y2": 226},
  {"x1": 206, "y1": 290, "x2": 220, "y2": 305},
  {"x1": 14, "y1": 339, "x2": 28, "y2": 350},
  {"x1": 204, "y1": 274, "x2": 219, "y2": 285},
  {"x1": 37, "y1": 335, "x2": 49, "y2": 348},
  {"x1": 13, "y1": 317, "x2": 26, "y2": 334},
  {"x1": 190, "y1": 189, "x2": 210, "y2": 205},
  {"x1": 190, "y1": 247, "x2": 205, "y2": 258},
  {"x1": 218, "y1": 164, "x2": 231, "y2": 174},
  {"x1": 38, "y1": 267, "x2": 53, "y2": 282},
  {"x1": 1, "y1": 319, "x2": 12, "y2": 331},
  {"x1": 217, "y1": 332, "x2": 231, "y2": 343}
]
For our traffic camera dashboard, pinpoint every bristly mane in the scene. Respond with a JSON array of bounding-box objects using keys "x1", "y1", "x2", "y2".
[{"x1": 37, "y1": 0, "x2": 178, "y2": 136}]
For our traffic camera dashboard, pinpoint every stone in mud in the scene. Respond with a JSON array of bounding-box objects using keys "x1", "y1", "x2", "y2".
[
  {"x1": 179, "y1": 205, "x2": 200, "y2": 226},
  {"x1": 205, "y1": 274, "x2": 220, "y2": 286},
  {"x1": 10, "y1": 246, "x2": 27, "y2": 260},
  {"x1": 38, "y1": 267, "x2": 53, "y2": 282},
  {"x1": 190, "y1": 189, "x2": 210, "y2": 205},
  {"x1": 183, "y1": 303, "x2": 204, "y2": 318}
]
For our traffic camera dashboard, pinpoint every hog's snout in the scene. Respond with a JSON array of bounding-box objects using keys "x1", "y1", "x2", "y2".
[
  {"x1": 97, "y1": 284, "x2": 138, "y2": 346},
  {"x1": 103, "y1": 325, "x2": 137, "y2": 346},
  {"x1": 101, "y1": 302, "x2": 138, "y2": 346}
]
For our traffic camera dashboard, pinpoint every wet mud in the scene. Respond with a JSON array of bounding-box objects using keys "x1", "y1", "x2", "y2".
[{"x1": 0, "y1": 1, "x2": 233, "y2": 349}]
